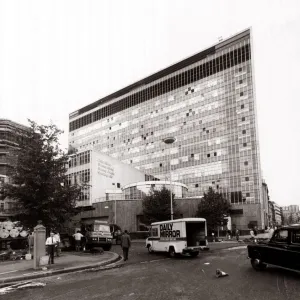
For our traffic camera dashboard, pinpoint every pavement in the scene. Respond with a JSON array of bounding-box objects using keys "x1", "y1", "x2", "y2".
[
  {"x1": 0, "y1": 239, "x2": 243, "y2": 287},
  {"x1": 0, "y1": 251, "x2": 121, "y2": 286}
]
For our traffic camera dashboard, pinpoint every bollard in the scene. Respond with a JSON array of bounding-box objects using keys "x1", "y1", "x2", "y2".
[{"x1": 33, "y1": 221, "x2": 46, "y2": 269}]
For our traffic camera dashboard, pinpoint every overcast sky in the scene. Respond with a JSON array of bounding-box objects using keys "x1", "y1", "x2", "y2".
[{"x1": 1, "y1": 0, "x2": 299, "y2": 207}]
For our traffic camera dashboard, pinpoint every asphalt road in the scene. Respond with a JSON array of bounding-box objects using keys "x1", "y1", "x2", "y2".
[{"x1": 2, "y1": 243, "x2": 300, "y2": 300}]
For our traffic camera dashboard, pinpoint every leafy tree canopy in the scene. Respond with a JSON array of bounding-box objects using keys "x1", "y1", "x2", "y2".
[
  {"x1": 196, "y1": 187, "x2": 230, "y2": 231},
  {"x1": 2, "y1": 120, "x2": 81, "y2": 230},
  {"x1": 142, "y1": 186, "x2": 181, "y2": 224}
]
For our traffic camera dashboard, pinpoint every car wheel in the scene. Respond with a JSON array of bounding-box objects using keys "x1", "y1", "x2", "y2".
[
  {"x1": 147, "y1": 245, "x2": 153, "y2": 254},
  {"x1": 251, "y1": 258, "x2": 267, "y2": 271},
  {"x1": 190, "y1": 251, "x2": 199, "y2": 257},
  {"x1": 169, "y1": 247, "x2": 176, "y2": 258}
]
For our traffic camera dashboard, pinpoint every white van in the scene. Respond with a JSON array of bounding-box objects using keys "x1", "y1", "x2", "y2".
[{"x1": 145, "y1": 218, "x2": 209, "y2": 257}]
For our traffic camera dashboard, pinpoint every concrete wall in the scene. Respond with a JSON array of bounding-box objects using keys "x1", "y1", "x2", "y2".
[
  {"x1": 91, "y1": 151, "x2": 146, "y2": 202},
  {"x1": 72, "y1": 198, "x2": 262, "y2": 232},
  {"x1": 231, "y1": 203, "x2": 263, "y2": 230},
  {"x1": 70, "y1": 200, "x2": 264, "y2": 232}
]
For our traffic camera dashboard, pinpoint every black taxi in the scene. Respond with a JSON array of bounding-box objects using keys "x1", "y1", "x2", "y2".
[{"x1": 247, "y1": 225, "x2": 300, "y2": 272}]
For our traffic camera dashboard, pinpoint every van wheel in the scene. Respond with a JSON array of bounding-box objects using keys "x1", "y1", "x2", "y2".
[
  {"x1": 169, "y1": 247, "x2": 176, "y2": 258},
  {"x1": 190, "y1": 251, "x2": 199, "y2": 257},
  {"x1": 147, "y1": 245, "x2": 153, "y2": 254},
  {"x1": 103, "y1": 245, "x2": 112, "y2": 251}
]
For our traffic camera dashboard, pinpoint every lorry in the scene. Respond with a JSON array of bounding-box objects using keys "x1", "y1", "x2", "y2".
[
  {"x1": 81, "y1": 220, "x2": 113, "y2": 251},
  {"x1": 145, "y1": 218, "x2": 209, "y2": 257}
]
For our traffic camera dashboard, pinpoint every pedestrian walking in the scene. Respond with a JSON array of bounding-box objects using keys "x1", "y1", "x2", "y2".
[
  {"x1": 250, "y1": 228, "x2": 257, "y2": 243},
  {"x1": 120, "y1": 230, "x2": 131, "y2": 261},
  {"x1": 227, "y1": 230, "x2": 231, "y2": 240},
  {"x1": 27, "y1": 231, "x2": 34, "y2": 255},
  {"x1": 54, "y1": 231, "x2": 61, "y2": 257},
  {"x1": 45, "y1": 232, "x2": 57, "y2": 264},
  {"x1": 73, "y1": 230, "x2": 84, "y2": 252},
  {"x1": 268, "y1": 227, "x2": 274, "y2": 239},
  {"x1": 235, "y1": 229, "x2": 240, "y2": 241},
  {"x1": 253, "y1": 226, "x2": 258, "y2": 236}
]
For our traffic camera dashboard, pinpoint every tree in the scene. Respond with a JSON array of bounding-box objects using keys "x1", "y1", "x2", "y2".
[
  {"x1": 2, "y1": 120, "x2": 82, "y2": 230},
  {"x1": 142, "y1": 186, "x2": 181, "y2": 224},
  {"x1": 196, "y1": 187, "x2": 230, "y2": 231}
]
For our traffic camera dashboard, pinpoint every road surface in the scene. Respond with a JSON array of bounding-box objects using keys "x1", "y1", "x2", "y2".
[{"x1": 2, "y1": 243, "x2": 300, "y2": 299}]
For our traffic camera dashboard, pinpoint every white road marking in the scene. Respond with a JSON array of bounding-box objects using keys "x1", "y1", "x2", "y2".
[
  {"x1": 140, "y1": 258, "x2": 170, "y2": 264},
  {"x1": 224, "y1": 246, "x2": 247, "y2": 251},
  {"x1": 0, "y1": 270, "x2": 18, "y2": 275}
]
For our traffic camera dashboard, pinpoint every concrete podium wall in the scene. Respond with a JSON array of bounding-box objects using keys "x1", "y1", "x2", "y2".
[{"x1": 71, "y1": 198, "x2": 263, "y2": 232}]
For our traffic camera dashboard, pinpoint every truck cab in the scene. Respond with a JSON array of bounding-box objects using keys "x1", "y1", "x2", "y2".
[
  {"x1": 82, "y1": 220, "x2": 113, "y2": 251},
  {"x1": 146, "y1": 218, "x2": 209, "y2": 258}
]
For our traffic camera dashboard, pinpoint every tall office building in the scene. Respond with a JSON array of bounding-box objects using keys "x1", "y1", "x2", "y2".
[{"x1": 69, "y1": 29, "x2": 265, "y2": 229}]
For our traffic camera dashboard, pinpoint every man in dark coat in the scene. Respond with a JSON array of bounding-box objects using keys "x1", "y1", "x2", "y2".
[{"x1": 120, "y1": 230, "x2": 131, "y2": 261}]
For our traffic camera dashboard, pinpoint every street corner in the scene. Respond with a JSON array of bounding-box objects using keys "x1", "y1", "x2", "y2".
[{"x1": 0, "y1": 250, "x2": 122, "y2": 287}]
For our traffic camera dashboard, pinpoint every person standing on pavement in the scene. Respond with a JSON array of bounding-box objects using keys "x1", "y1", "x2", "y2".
[
  {"x1": 27, "y1": 231, "x2": 34, "y2": 255},
  {"x1": 269, "y1": 227, "x2": 275, "y2": 239},
  {"x1": 73, "y1": 230, "x2": 84, "y2": 252},
  {"x1": 45, "y1": 232, "x2": 57, "y2": 264},
  {"x1": 54, "y1": 231, "x2": 61, "y2": 257},
  {"x1": 235, "y1": 229, "x2": 240, "y2": 241},
  {"x1": 120, "y1": 230, "x2": 131, "y2": 261}
]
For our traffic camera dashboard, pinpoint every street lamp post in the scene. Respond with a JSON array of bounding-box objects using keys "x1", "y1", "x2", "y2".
[{"x1": 163, "y1": 137, "x2": 176, "y2": 220}]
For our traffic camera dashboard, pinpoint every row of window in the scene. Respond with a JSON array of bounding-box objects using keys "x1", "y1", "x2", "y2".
[
  {"x1": 67, "y1": 169, "x2": 90, "y2": 185},
  {"x1": 70, "y1": 61, "x2": 252, "y2": 145},
  {"x1": 69, "y1": 151, "x2": 90, "y2": 168},
  {"x1": 69, "y1": 44, "x2": 250, "y2": 131}
]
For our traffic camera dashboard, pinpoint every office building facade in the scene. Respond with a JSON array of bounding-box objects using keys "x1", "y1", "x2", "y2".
[
  {"x1": 0, "y1": 119, "x2": 30, "y2": 219},
  {"x1": 68, "y1": 29, "x2": 264, "y2": 229}
]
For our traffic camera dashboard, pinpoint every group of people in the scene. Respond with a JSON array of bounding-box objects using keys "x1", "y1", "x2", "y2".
[{"x1": 45, "y1": 229, "x2": 132, "y2": 264}]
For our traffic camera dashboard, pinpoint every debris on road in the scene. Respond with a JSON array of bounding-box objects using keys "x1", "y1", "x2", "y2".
[
  {"x1": 204, "y1": 262, "x2": 210, "y2": 265},
  {"x1": 0, "y1": 281, "x2": 46, "y2": 295},
  {"x1": 17, "y1": 282, "x2": 46, "y2": 289},
  {"x1": 216, "y1": 269, "x2": 229, "y2": 278}
]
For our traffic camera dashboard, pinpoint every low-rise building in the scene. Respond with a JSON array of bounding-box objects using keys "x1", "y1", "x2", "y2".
[
  {"x1": 66, "y1": 148, "x2": 156, "y2": 207},
  {"x1": 269, "y1": 201, "x2": 282, "y2": 226},
  {"x1": 282, "y1": 205, "x2": 300, "y2": 225}
]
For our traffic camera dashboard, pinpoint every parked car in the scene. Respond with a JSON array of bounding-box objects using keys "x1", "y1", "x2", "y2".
[{"x1": 247, "y1": 224, "x2": 300, "y2": 272}]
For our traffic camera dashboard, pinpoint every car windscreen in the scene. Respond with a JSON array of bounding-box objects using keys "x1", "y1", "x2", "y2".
[{"x1": 94, "y1": 225, "x2": 110, "y2": 232}]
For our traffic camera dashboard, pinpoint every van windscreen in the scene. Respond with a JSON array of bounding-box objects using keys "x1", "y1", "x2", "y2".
[{"x1": 94, "y1": 224, "x2": 110, "y2": 232}]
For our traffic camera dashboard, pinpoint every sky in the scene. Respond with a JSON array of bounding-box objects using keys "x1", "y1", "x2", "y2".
[{"x1": 0, "y1": 0, "x2": 299, "y2": 207}]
